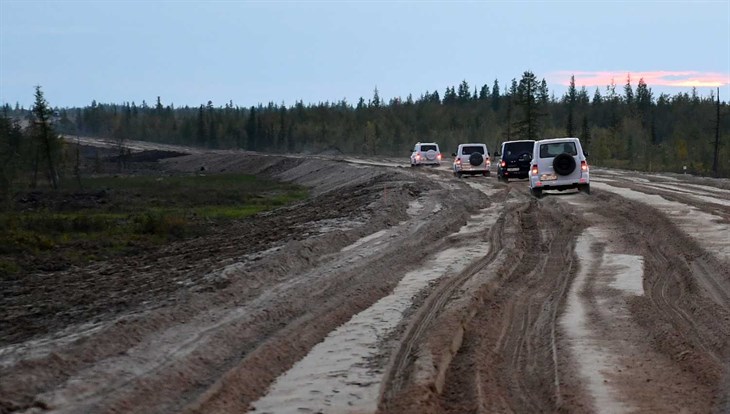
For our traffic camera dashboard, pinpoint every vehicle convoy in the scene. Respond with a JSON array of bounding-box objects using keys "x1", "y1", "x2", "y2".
[
  {"x1": 529, "y1": 137, "x2": 589, "y2": 197},
  {"x1": 410, "y1": 142, "x2": 442, "y2": 166},
  {"x1": 495, "y1": 140, "x2": 535, "y2": 181},
  {"x1": 452, "y1": 143, "x2": 491, "y2": 178}
]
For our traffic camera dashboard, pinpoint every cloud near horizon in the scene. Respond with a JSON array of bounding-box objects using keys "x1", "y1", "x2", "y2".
[{"x1": 550, "y1": 71, "x2": 730, "y2": 89}]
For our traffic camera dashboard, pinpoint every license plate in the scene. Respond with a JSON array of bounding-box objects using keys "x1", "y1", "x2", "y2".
[
  {"x1": 507, "y1": 168, "x2": 520, "y2": 172},
  {"x1": 540, "y1": 174, "x2": 557, "y2": 181}
]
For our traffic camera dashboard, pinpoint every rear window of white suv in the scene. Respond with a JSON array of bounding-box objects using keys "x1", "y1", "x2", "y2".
[
  {"x1": 419, "y1": 144, "x2": 438, "y2": 152},
  {"x1": 539, "y1": 142, "x2": 577, "y2": 158}
]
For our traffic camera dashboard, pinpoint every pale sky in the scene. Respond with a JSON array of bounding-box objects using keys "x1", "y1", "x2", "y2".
[{"x1": 1, "y1": 0, "x2": 729, "y2": 109}]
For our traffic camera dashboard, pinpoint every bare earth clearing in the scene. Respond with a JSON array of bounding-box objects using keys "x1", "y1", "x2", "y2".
[{"x1": 1, "y1": 140, "x2": 729, "y2": 413}]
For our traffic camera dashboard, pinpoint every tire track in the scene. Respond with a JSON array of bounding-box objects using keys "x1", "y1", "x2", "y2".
[
  {"x1": 477, "y1": 199, "x2": 581, "y2": 412},
  {"x1": 589, "y1": 190, "x2": 730, "y2": 411},
  {"x1": 380, "y1": 207, "x2": 507, "y2": 405},
  {"x1": 384, "y1": 190, "x2": 587, "y2": 413}
]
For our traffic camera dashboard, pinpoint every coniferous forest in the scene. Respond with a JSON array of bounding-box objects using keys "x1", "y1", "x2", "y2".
[{"x1": 2, "y1": 71, "x2": 729, "y2": 196}]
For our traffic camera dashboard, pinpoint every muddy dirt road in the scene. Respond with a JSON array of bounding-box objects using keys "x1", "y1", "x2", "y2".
[{"x1": 1, "y1": 145, "x2": 729, "y2": 413}]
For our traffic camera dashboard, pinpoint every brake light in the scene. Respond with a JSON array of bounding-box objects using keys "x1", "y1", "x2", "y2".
[
  {"x1": 581, "y1": 160, "x2": 588, "y2": 172},
  {"x1": 437, "y1": 153, "x2": 442, "y2": 160},
  {"x1": 415, "y1": 153, "x2": 421, "y2": 160},
  {"x1": 500, "y1": 160, "x2": 506, "y2": 167},
  {"x1": 455, "y1": 158, "x2": 461, "y2": 164},
  {"x1": 531, "y1": 165, "x2": 538, "y2": 175}
]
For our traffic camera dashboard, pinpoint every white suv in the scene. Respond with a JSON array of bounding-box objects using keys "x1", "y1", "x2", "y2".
[
  {"x1": 452, "y1": 143, "x2": 491, "y2": 178},
  {"x1": 410, "y1": 142, "x2": 442, "y2": 166},
  {"x1": 528, "y1": 137, "x2": 590, "y2": 198}
]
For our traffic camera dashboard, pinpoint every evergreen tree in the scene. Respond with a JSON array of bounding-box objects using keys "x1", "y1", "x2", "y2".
[
  {"x1": 566, "y1": 75, "x2": 577, "y2": 136},
  {"x1": 31, "y1": 86, "x2": 61, "y2": 189},
  {"x1": 636, "y1": 78, "x2": 653, "y2": 127},
  {"x1": 509, "y1": 78, "x2": 518, "y2": 96},
  {"x1": 207, "y1": 101, "x2": 218, "y2": 148},
  {"x1": 443, "y1": 86, "x2": 457, "y2": 105},
  {"x1": 479, "y1": 84, "x2": 490, "y2": 100},
  {"x1": 578, "y1": 86, "x2": 590, "y2": 106},
  {"x1": 246, "y1": 106, "x2": 258, "y2": 150},
  {"x1": 196, "y1": 105, "x2": 206, "y2": 147},
  {"x1": 513, "y1": 71, "x2": 542, "y2": 140},
  {"x1": 592, "y1": 88, "x2": 603, "y2": 105},
  {"x1": 538, "y1": 79, "x2": 549, "y2": 105},
  {"x1": 457, "y1": 80, "x2": 471, "y2": 103},
  {"x1": 491, "y1": 79, "x2": 500, "y2": 111},
  {"x1": 371, "y1": 87, "x2": 381, "y2": 108},
  {"x1": 430, "y1": 90, "x2": 441, "y2": 104},
  {"x1": 0, "y1": 105, "x2": 24, "y2": 202},
  {"x1": 624, "y1": 74, "x2": 634, "y2": 106}
]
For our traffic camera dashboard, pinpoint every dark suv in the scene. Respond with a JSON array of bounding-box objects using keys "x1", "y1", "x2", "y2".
[{"x1": 496, "y1": 140, "x2": 535, "y2": 181}]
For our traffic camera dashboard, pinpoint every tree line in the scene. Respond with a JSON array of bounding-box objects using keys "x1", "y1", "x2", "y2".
[{"x1": 2, "y1": 71, "x2": 728, "y2": 198}]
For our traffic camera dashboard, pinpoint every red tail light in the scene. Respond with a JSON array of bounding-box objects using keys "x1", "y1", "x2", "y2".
[
  {"x1": 581, "y1": 160, "x2": 588, "y2": 172},
  {"x1": 437, "y1": 153, "x2": 442, "y2": 160},
  {"x1": 500, "y1": 160, "x2": 506, "y2": 167},
  {"x1": 531, "y1": 165, "x2": 538, "y2": 175}
]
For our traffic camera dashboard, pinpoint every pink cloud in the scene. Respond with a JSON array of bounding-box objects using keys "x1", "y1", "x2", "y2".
[{"x1": 550, "y1": 71, "x2": 730, "y2": 88}]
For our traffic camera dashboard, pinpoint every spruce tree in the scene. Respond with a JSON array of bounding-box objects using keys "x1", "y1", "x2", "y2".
[
  {"x1": 0, "y1": 105, "x2": 24, "y2": 202},
  {"x1": 513, "y1": 71, "x2": 542, "y2": 140},
  {"x1": 538, "y1": 79, "x2": 549, "y2": 105},
  {"x1": 491, "y1": 79, "x2": 500, "y2": 111},
  {"x1": 457, "y1": 80, "x2": 471, "y2": 103},
  {"x1": 479, "y1": 84, "x2": 490, "y2": 100},
  {"x1": 31, "y1": 86, "x2": 61, "y2": 190},
  {"x1": 196, "y1": 105, "x2": 206, "y2": 147},
  {"x1": 246, "y1": 107, "x2": 258, "y2": 150},
  {"x1": 636, "y1": 78, "x2": 653, "y2": 127},
  {"x1": 566, "y1": 75, "x2": 577, "y2": 137},
  {"x1": 624, "y1": 74, "x2": 634, "y2": 106},
  {"x1": 371, "y1": 87, "x2": 381, "y2": 108}
]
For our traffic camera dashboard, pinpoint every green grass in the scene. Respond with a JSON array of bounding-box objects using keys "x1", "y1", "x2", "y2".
[{"x1": 0, "y1": 173, "x2": 308, "y2": 277}]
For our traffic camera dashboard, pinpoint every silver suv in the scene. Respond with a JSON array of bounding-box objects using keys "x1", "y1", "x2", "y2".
[
  {"x1": 410, "y1": 142, "x2": 442, "y2": 166},
  {"x1": 528, "y1": 137, "x2": 590, "y2": 198},
  {"x1": 452, "y1": 143, "x2": 491, "y2": 178}
]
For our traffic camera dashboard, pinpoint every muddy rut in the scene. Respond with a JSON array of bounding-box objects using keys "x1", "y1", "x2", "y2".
[{"x1": 1, "y1": 148, "x2": 729, "y2": 414}]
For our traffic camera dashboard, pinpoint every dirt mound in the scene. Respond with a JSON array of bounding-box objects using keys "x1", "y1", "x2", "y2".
[{"x1": 107, "y1": 149, "x2": 188, "y2": 163}]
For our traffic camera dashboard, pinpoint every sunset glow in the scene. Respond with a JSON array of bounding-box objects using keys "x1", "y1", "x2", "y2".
[{"x1": 551, "y1": 71, "x2": 729, "y2": 89}]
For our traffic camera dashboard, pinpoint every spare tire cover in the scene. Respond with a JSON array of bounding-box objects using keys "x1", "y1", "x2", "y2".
[
  {"x1": 425, "y1": 149, "x2": 437, "y2": 160},
  {"x1": 469, "y1": 152, "x2": 483, "y2": 166},
  {"x1": 553, "y1": 153, "x2": 576, "y2": 175}
]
